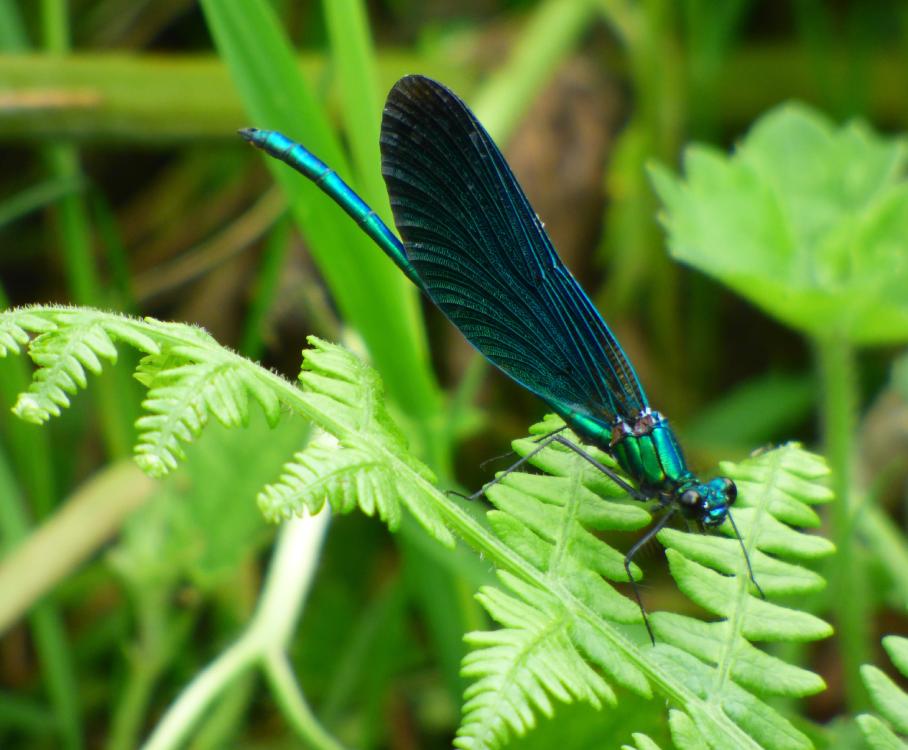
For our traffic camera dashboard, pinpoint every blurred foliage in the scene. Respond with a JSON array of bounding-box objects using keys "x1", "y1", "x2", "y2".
[
  {"x1": 651, "y1": 104, "x2": 908, "y2": 344},
  {"x1": 0, "y1": 1, "x2": 907, "y2": 749}
]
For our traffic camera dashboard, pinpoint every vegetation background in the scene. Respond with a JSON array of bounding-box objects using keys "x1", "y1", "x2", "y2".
[{"x1": 0, "y1": 1, "x2": 906, "y2": 748}]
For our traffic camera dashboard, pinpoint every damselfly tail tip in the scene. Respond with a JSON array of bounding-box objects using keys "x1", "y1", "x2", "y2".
[{"x1": 237, "y1": 127, "x2": 260, "y2": 143}]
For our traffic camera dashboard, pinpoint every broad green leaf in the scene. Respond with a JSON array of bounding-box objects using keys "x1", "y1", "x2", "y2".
[{"x1": 651, "y1": 103, "x2": 908, "y2": 344}]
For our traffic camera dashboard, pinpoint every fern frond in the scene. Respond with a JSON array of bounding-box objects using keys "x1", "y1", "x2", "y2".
[
  {"x1": 0, "y1": 307, "x2": 285, "y2": 477},
  {"x1": 0, "y1": 309, "x2": 57, "y2": 356},
  {"x1": 858, "y1": 635, "x2": 908, "y2": 748},
  {"x1": 0, "y1": 308, "x2": 455, "y2": 546},
  {"x1": 2, "y1": 307, "x2": 837, "y2": 749},
  {"x1": 1, "y1": 308, "x2": 159, "y2": 423},
  {"x1": 259, "y1": 337, "x2": 454, "y2": 546},
  {"x1": 457, "y1": 426, "x2": 834, "y2": 750},
  {"x1": 258, "y1": 435, "x2": 401, "y2": 526},
  {"x1": 622, "y1": 733, "x2": 665, "y2": 750},
  {"x1": 456, "y1": 573, "x2": 613, "y2": 750},
  {"x1": 134, "y1": 357, "x2": 279, "y2": 476}
]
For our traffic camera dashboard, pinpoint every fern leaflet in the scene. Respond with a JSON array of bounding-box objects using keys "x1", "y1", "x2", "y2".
[
  {"x1": 135, "y1": 356, "x2": 279, "y2": 475},
  {"x1": 457, "y1": 421, "x2": 834, "y2": 750},
  {"x1": 259, "y1": 337, "x2": 454, "y2": 545},
  {"x1": 1, "y1": 308, "x2": 158, "y2": 422},
  {"x1": 457, "y1": 573, "x2": 613, "y2": 749},
  {"x1": 623, "y1": 733, "x2": 666, "y2": 750},
  {"x1": 0, "y1": 307, "x2": 277, "y2": 476},
  {"x1": 858, "y1": 635, "x2": 908, "y2": 748}
]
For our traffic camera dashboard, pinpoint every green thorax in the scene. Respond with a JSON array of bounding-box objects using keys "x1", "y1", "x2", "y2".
[
  {"x1": 560, "y1": 407, "x2": 693, "y2": 493},
  {"x1": 609, "y1": 410, "x2": 692, "y2": 492}
]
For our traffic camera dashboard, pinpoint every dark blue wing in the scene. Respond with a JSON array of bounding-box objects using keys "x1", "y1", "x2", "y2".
[{"x1": 380, "y1": 75, "x2": 647, "y2": 423}]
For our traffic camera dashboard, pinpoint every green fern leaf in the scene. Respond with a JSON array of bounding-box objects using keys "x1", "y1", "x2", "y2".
[
  {"x1": 135, "y1": 358, "x2": 270, "y2": 477},
  {"x1": 0, "y1": 308, "x2": 160, "y2": 423},
  {"x1": 258, "y1": 435, "x2": 401, "y2": 527},
  {"x1": 622, "y1": 733, "x2": 665, "y2": 750},
  {"x1": 457, "y1": 426, "x2": 833, "y2": 750},
  {"x1": 0, "y1": 308, "x2": 57, "y2": 356},
  {"x1": 651, "y1": 614, "x2": 823, "y2": 697},
  {"x1": 18, "y1": 320, "x2": 117, "y2": 421},
  {"x1": 260, "y1": 337, "x2": 454, "y2": 546},
  {"x1": 858, "y1": 635, "x2": 908, "y2": 748},
  {"x1": 456, "y1": 572, "x2": 613, "y2": 750},
  {"x1": 0, "y1": 310, "x2": 451, "y2": 545},
  {"x1": 667, "y1": 708, "x2": 707, "y2": 750},
  {"x1": 856, "y1": 717, "x2": 907, "y2": 750},
  {"x1": 0, "y1": 308, "x2": 838, "y2": 749}
]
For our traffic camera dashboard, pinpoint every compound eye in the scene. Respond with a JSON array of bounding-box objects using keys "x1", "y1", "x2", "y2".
[
  {"x1": 681, "y1": 489, "x2": 701, "y2": 507},
  {"x1": 723, "y1": 478, "x2": 737, "y2": 503}
]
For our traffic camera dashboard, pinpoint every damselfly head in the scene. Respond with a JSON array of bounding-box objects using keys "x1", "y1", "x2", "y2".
[{"x1": 678, "y1": 477, "x2": 736, "y2": 527}]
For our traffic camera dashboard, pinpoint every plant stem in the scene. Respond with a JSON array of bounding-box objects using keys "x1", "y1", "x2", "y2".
[
  {"x1": 106, "y1": 596, "x2": 194, "y2": 750},
  {"x1": 0, "y1": 461, "x2": 154, "y2": 634},
  {"x1": 141, "y1": 510, "x2": 335, "y2": 750},
  {"x1": 817, "y1": 335, "x2": 868, "y2": 710},
  {"x1": 139, "y1": 622, "x2": 259, "y2": 750},
  {"x1": 263, "y1": 653, "x2": 346, "y2": 750}
]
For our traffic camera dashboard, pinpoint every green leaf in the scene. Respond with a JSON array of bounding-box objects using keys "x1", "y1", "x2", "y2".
[
  {"x1": 457, "y1": 426, "x2": 831, "y2": 750},
  {"x1": 668, "y1": 709, "x2": 707, "y2": 750},
  {"x1": 258, "y1": 437, "x2": 402, "y2": 526},
  {"x1": 135, "y1": 357, "x2": 277, "y2": 477},
  {"x1": 859, "y1": 635, "x2": 908, "y2": 747},
  {"x1": 656, "y1": 648, "x2": 809, "y2": 750},
  {"x1": 857, "y1": 716, "x2": 908, "y2": 750},
  {"x1": 862, "y1": 665, "x2": 908, "y2": 736},
  {"x1": 650, "y1": 103, "x2": 908, "y2": 344},
  {"x1": 884, "y1": 635, "x2": 908, "y2": 675},
  {"x1": 659, "y1": 444, "x2": 834, "y2": 641},
  {"x1": 0, "y1": 308, "x2": 158, "y2": 423},
  {"x1": 260, "y1": 337, "x2": 453, "y2": 547},
  {"x1": 622, "y1": 734, "x2": 665, "y2": 750},
  {"x1": 651, "y1": 614, "x2": 824, "y2": 698},
  {"x1": 455, "y1": 573, "x2": 614, "y2": 750},
  {"x1": 0, "y1": 307, "x2": 454, "y2": 550},
  {"x1": 0, "y1": 309, "x2": 57, "y2": 356},
  {"x1": 1, "y1": 307, "x2": 836, "y2": 749}
]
